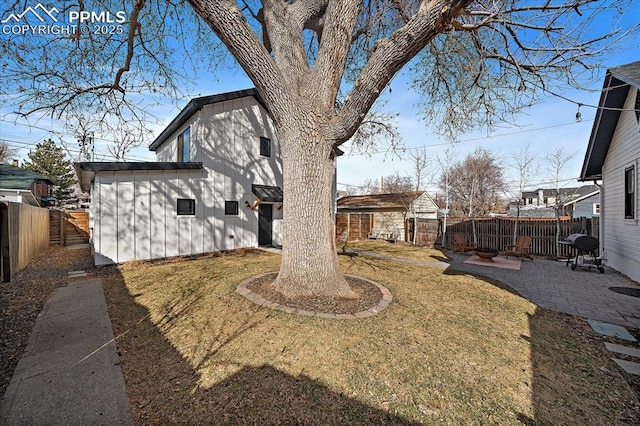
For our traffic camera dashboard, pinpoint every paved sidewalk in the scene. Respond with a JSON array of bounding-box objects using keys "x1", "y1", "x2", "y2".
[
  {"x1": 0, "y1": 278, "x2": 132, "y2": 425},
  {"x1": 446, "y1": 253, "x2": 640, "y2": 329}
]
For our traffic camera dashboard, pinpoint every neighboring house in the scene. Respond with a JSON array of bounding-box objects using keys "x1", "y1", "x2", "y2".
[
  {"x1": 508, "y1": 185, "x2": 600, "y2": 218},
  {"x1": 562, "y1": 187, "x2": 600, "y2": 219},
  {"x1": 76, "y1": 88, "x2": 284, "y2": 265},
  {"x1": 580, "y1": 60, "x2": 640, "y2": 282},
  {"x1": 0, "y1": 164, "x2": 54, "y2": 207},
  {"x1": 336, "y1": 191, "x2": 438, "y2": 241}
]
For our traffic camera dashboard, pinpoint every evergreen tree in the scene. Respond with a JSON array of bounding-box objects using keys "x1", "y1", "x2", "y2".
[{"x1": 23, "y1": 139, "x2": 76, "y2": 201}]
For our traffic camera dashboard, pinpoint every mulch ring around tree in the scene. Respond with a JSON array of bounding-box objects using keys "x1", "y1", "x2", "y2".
[{"x1": 238, "y1": 273, "x2": 392, "y2": 319}]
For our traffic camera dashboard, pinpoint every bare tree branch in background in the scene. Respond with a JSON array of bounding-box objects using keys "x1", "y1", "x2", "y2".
[
  {"x1": 508, "y1": 144, "x2": 538, "y2": 244},
  {"x1": 0, "y1": 142, "x2": 18, "y2": 164},
  {"x1": 546, "y1": 146, "x2": 577, "y2": 258}
]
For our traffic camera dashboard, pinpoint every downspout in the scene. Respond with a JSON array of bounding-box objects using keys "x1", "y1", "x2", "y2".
[{"x1": 595, "y1": 181, "x2": 605, "y2": 264}]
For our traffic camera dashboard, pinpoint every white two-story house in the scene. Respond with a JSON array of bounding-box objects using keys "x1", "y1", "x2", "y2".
[{"x1": 76, "y1": 89, "x2": 284, "y2": 265}]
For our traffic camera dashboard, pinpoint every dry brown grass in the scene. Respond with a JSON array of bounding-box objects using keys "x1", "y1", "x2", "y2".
[
  {"x1": 102, "y1": 248, "x2": 640, "y2": 425},
  {"x1": 341, "y1": 240, "x2": 446, "y2": 262}
]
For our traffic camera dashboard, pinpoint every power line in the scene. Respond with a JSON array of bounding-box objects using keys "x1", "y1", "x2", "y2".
[{"x1": 342, "y1": 118, "x2": 595, "y2": 157}]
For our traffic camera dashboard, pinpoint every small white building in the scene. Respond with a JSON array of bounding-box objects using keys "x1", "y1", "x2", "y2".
[
  {"x1": 580, "y1": 61, "x2": 640, "y2": 282},
  {"x1": 77, "y1": 89, "x2": 284, "y2": 265}
]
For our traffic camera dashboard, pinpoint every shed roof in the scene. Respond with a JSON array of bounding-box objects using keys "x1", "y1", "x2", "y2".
[
  {"x1": 74, "y1": 161, "x2": 203, "y2": 192},
  {"x1": 252, "y1": 184, "x2": 283, "y2": 202},
  {"x1": 0, "y1": 164, "x2": 54, "y2": 190},
  {"x1": 337, "y1": 192, "x2": 425, "y2": 210},
  {"x1": 149, "y1": 88, "x2": 266, "y2": 152},
  {"x1": 580, "y1": 61, "x2": 640, "y2": 181}
]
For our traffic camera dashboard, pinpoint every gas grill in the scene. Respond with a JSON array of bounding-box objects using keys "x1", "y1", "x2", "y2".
[{"x1": 561, "y1": 233, "x2": 605, "y2": 273}]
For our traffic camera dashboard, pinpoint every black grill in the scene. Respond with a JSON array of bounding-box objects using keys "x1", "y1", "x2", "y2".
[
  {"x1": 565, "y1": 233, "x2": 599, "y2": 252},
  {"x1": 562, "y1": 234, "x2": 604, "y2": 273}
]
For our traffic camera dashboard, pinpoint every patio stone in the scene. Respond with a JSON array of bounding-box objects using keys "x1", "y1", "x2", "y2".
[
  {"x1": 612, "y1": 358, "x2": 640, "y2": 376},
  {"x1": 587, "y1": 320, "x2": 637, "y2": 341},
  {"x1": 605, "y1": 343, "x2": 640, "y2": 359}
]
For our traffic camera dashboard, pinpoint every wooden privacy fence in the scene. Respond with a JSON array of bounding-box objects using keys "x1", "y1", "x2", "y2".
[
  {"x1": 407, "y1": 216, "x2": 599, "y2": 258},
  {"x1": 49, "y1": 210, "x2": 90, "y2": 246},
  {"x1": 0, "y1": 202, "x2": 50, "y2": 282}
]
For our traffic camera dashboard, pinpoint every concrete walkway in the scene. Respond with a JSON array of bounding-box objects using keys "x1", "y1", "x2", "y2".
[
  {"x1": 0, "y1": 278, "x2": 132, "y2": 425},
  {"x1": 443, "y1": 253, "x2": 640, "y2": 329}
]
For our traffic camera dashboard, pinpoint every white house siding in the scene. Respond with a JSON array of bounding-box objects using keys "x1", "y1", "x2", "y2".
[
  {"x1": 409, "y1": 193, "x2": 438, "y2": 219},
  {"x1": 90, "y1": 94, "x2": 284, "y2": 266},
  {"x1": 601, "y1": 87, "x2": 640, "y2": 282}
]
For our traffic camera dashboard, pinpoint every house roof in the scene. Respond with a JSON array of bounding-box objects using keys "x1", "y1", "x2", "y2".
[
  {"x1": 337, "y1": 192, "x2": 425, "y2": 210},
  {"x1": 74, "y1": 161, "x2": 203, "y2": 192},
  {"x1": 562, "y1": 189, "x2": 600, "y2": 207},
  {"x1": 148, "y1": 88, "x2": 266, "y2": 152},
  {"x1": 0, "y1": 164, "x2": 54, "y2": 190},
  {"x1": 580, "y1": 61, "x2": 640, "y2": 181},
  {"x1": 522, "y1": 185, "x2": 599, "y2": 199}
]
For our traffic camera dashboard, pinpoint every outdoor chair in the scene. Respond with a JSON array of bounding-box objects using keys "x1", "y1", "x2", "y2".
[
  {"x1": 502, "y1": 236, "x2": 533, "y2": 260},
  {"x1": 453, "y1": 233, "x2": 476, "y2": 252}
]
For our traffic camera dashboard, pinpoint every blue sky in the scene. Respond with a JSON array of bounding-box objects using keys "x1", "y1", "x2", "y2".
[{"x1": 1, "y1": 2, "x2": 638, "y2": 198}]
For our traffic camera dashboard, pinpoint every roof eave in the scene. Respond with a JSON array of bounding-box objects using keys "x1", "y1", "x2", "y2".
[
  {"x1": 148, "y1": 88, "x2": 265, "y2": 152},
  {"x1": 580, "y1": 61, "x2": 640, "y2": 181}
]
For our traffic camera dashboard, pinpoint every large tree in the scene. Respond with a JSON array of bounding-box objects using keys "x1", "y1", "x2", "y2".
[
  {"x1": 1, "y1": 0, "x2": 636, "y2": 298},
  {"x1": 439, "y1": 147, "x2": 505, "y2": 216},
  {"x1": 23, "y1": 139, "x2": 77, "y2": 201}
]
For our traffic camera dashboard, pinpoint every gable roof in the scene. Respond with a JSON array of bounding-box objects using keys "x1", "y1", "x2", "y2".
[
  {"x1": 149, "y1": 88, "x2": 266, "y2": 152},
  {"x1": 580, "y1": 61, "x2": 640, "y2": 181},
  {"x1": 0, "y1": 164, "x2": 54, "y2": 190},
  {"x1": 337, "y1": 192, "x2": 426, "y2": 210},
  {"x1": 522, "y1": 185, "x2": 599, "y2": 199}
]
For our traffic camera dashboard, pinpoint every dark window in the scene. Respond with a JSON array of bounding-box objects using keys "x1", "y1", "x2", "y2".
[
  {"x1": 225, "y1": 201, "x2": 239, "y2": 215},
  {"x1": 635, "y1": 90, "x2": 640, "y2": 125},
  {"x1": 260, "y1": 136, "x2": 271, "y2": 157},
  {"x1": 625, "y1": 166, "x2": 635, "y2": 219},
  {"x1": 177, "y1": 198, "x2": 195, "y2": 215},
  {"x1": 177, "y1": 127, "x2": 191, "y2": 162}
]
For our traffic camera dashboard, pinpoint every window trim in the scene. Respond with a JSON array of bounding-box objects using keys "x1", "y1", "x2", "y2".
[
  {"x1": 177, "y1": 127, "x2": 191, "y2": 163},
  {"x1": 593, "y1": 203, "x2": 600, "y2": 215},
  {"x1": 225, "y1": 200, "x2": 239, "y2": 216},
  {"x1": 624, "y1": 165, "x2": 635, "y2": 219},
  {"x1": 259, "y1": 136, "x2": 271, "y2": 158},
  {"x1": 177, "y1": 198, "x2": 195, "y2": 216}
]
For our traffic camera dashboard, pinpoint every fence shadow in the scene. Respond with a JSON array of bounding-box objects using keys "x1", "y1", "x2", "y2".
[{"x1": 102, "y1": 268, "x2": 420, "y2": 425}]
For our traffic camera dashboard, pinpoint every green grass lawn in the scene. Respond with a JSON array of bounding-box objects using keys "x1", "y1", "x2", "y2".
[{"x1": 102, "y1": 248, "x2": 639, "y2": 425}]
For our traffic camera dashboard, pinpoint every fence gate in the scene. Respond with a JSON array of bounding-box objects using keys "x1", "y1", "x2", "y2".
[{"x1": 49, "y1": 210, "x2": 90, "y2": 246}]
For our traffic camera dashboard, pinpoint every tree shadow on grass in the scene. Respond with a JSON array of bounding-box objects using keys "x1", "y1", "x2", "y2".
[
  {"x1": 101, "y1": 268, "x2": 419, "y2": 425},
  {"x1": 441, "y1": 266, "x2": 640, "y2": 425}
]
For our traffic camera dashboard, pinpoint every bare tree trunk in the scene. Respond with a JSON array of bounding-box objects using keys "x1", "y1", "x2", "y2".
[{"x1": 273, "y1": 127, "x2": 357, "y2": 299}]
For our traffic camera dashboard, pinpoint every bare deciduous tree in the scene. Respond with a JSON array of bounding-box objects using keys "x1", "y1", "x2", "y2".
[
  {"x1": 436, "y1": 148, "x2": 457, "y2": 247},
  {"x1": 1, "y1": 0, "x2": 637, "y2": 297},
  {"x1": 546, "y1": 146, "x2": 577, "y2": 258},
  {"x1": 442, "y1": 147, "x2": 505, "y2": 217},
  {"x1": 0, "y1": 143, "x2": 17, "y2": 164},
  {"x1": 508, "y1": 145, "x2": 538, "y2": 244}
]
